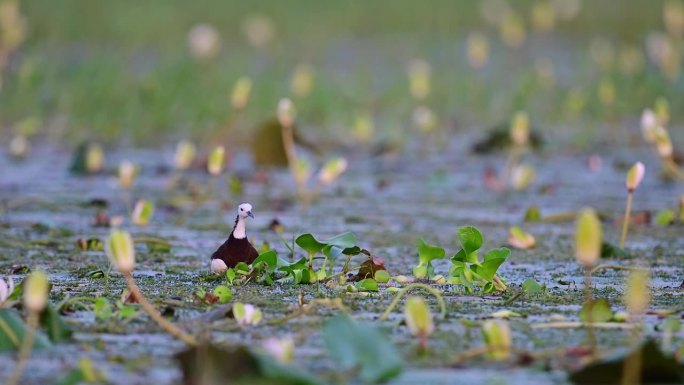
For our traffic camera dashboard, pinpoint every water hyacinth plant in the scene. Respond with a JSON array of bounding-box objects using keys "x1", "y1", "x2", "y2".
[
  {"x1": 620, "y1": 162, "x2": 645, "y2": 248},
  {"x1": 448, "y1": 226, "x2": 510, "y2": 293}
]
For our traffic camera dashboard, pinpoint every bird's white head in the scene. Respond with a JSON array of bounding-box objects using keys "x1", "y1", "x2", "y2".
[{"x1": 237, "y1": 203, "x2": 254, "y2": 219}]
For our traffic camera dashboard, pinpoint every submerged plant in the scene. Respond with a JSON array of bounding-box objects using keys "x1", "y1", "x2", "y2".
[
  {"x1": 620, "y1": 162, "x2": 645, "y2": 248},
  {"x1": 106, "y1": 230, "x2": 197, "y2": 346}
]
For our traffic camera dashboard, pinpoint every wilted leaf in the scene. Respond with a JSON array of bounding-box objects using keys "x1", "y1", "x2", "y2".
[
  {"x1": 323, "y1": 315, "x2": 403, "y2": 383},
  {"x1": 356, "y1": 257, "x2": 386, "y2": 281}
]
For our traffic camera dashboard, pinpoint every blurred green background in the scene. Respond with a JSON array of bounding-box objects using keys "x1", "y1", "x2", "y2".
[{"x1": 1, "y1": 0, "x2": 682, "y2": 145}]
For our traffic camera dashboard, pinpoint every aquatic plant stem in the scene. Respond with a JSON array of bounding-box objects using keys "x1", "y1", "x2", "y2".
[
  {"x1": 123, "y1": 273, "x2": 198, "y2": 346},
  {"x1": 622, "y1": 317, "x2": 643, "y2": 385},
  {"x1": 619, "y1": 191, "x2": 634, "y2": 249},
  {"x1": 6, "y1": 312, "x2": 38, "y2": 385},
  {"x1": 280, "y1": 121, "x2": 306, "y2": 201},
  {"x1": 583, "y1": 268, "x2": 597, "y2": 358},
  {"x1": 380, "y1": 283, "x2": 446, "y2": 321}
]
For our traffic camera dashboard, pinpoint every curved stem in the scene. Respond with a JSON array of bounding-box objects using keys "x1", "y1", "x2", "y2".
[
  {"x1": 380, "y1": 283, "x2": 446, "y2": 321},
  {"x1": 620, "y1": 192, "x2": 633, "y2": 249},
  {"x1": 590, "y1": 264, "x2": 646, "y2": 276},
  {"x1": 6, "y1": 312, "x2": 38, "y2": 385},
  {"x1": 123, "y1": 273, "x2": 198, "y2": 346}
]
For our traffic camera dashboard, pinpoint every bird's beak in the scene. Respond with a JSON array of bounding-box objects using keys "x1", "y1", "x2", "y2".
[{"x1": 247, "y1": 211, "x2": 254, "y2": 218}]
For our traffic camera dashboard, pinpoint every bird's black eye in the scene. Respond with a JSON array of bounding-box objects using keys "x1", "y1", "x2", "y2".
[{"x1": 240, "y1": 208, "x2": 243, "y2": 211}]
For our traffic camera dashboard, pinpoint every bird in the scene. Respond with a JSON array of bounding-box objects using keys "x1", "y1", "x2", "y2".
[{"x1": 210, "y1": 203, "x2": 259, "y2": 274}]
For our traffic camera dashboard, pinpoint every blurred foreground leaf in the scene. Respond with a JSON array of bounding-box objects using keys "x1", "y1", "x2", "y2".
[
  {"x1": 323, "y1": 314, "x2": 403, "y2": 383},
  {"x1": 175, "y1": 344, "x2": 320, "y2": 385}
]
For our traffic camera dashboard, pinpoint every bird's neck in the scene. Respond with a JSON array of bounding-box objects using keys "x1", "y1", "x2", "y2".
[{"x1": 232, "y1": 215, "x2": 246, "y2": 239}]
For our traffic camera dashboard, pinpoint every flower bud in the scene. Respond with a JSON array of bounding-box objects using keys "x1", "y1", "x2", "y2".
[
  {"x1": 625, "y1": 162, "x2": 645, "y2": 192},
  {"x1": 407, "y1": 59, "x2": 431, "y2": 100},
  {"x1": 404, "y1": 296, "x2": 434, "y2": 341},
  {"x1": 653, "y1": 126, "x2": 673, "y2": 158},
  {"x1": 187, "y1": 23, "x2": 220, "y2": 60},
  {"x1": 24, "y1": 271, "x2": 48, "y2": 312},
  {"x1": 640, "y1": 109, "x2": 657, "y2": 143},
  {"x1": 118, "y1": 160, "x2": 137, "y2": 190},
  {"x1": 233, "y1": 302, "x2": 262, "y2": 326},
  {"x1": 106, "y1": 230, "x2": 135, "y2": 274},
  {"x1": 86, "y1": 143, "x2": 104, "y2": 174},
  {"x1": 625, "y1": 270, "x2": 650, "y2": 316},
  {"x1": 290, "y1": 63, "x2": 314, "y2": 98},
  {"x1": 231, "y1": 76, "x2": 252, "y2": 110},
  {"x1": 174, "y1": 140, "x2": 196, "y2": 171},
  {"x1": 510, "y1": 164, "x2": 536, "y2": 191},
  {"x1": 277, "y1": 98, "x2": 296, "y2": 128},
  {"x1": 575, "y1": 209, "x2": 602, "y2": 268},
  {"x1": 131, "y1": 200, "x2": 154, "y2": 226},
  {"x1": 294, "y1": 158, "x2": 311, "y2": 186},
  {"x1": 0, "y1": 276, "x2": 15, "y2": 305},
  {"x1": 207, "y1": 146, "x2": 225, "y2": 176},
  {"x1": 507, "y1": 226, "x2": 536, "y2": 249},
  {"x1": 318, "y1": 157, "x2": 347, "y2": 185},
  {"x1": 262, "y1": 336, "x2": 295, "y2": 363},
  {"x1": 412, "y1": 106, "x2": 437, "y2": 133},
  {"x1": 467, "y1": 32, "x2": 489, "y2": 69},
  {"x1": 9, "y1": 134, "x2": 29, "y2": 159},
  {"x1": 481, "y1": 320, "x2": 512, "y2": 361},
  {"x1": 510, "y1": 111, "x2": 530, "y2": 146}
]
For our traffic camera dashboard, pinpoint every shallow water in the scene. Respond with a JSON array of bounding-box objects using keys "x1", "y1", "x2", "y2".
[{"x1": 0, "y1": 139, "x2": 682, "y2": 384}]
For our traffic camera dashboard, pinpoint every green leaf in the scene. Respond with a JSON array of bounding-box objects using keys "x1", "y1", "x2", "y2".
[
  {"x1": 355, "y1": 279, "x2": 379, "y2": 292},
  {"x1": 579, "y1": 298, "x2": 613, "y2": 323},
  {"x1": 94, "y1": 297, "x2": 112, "y2": 320},
  {"x1": 295, "y1": 234, "x2": 327, "y2": 255},
  {"x1": 0, "y1": 309, "x2": 52, "y2": 351},
  {"x1": 521, "y1": 278, "x2": 542, "y2": 295},
  {"x1": 226, "y1": 268, "x2": 236, "y2": 284},
  {"x1": 457, "y1": 226, "x2": 483, "y2": 255},
  {"x1": 417, "y1": 239, "x2": 446, "y2": 265},
  {"x1": 213, "y1": 286, "x2": 233, "y2": 303},
  {"x1": 323, "y1": 315, "x2": 403, "y2": 383},
  {"x1": 374, "y1": 270, "x2": 390, "y2": 283},
  {"x1": 472, "y1": 248, "x2": 510, "y2": 281},
  {"x1": 40, "y1": 303, "x2": 72, "y2": 343},
  {"x1": 413, "y1": 265, "x2": 428, "y2": 279},
  {"x1": 655, "y1": 209, "x2": 675, "y2": 227},
  {"x1": 252, "y1": 250, "x2": 278, "y2": 271}
]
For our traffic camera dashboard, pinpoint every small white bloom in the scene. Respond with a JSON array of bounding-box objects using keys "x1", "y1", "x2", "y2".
[
  {"x1": 233, "y1": 302, "x2": 262, "y2": 326},
  {"x1": 262, "y1": 336, "x2": 295, "y2": 363},
  {"x1": 0, "y1": 277, "x2": 15, "y2": 305}
]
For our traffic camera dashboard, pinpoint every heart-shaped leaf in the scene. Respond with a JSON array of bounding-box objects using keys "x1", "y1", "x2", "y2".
[
  {"x1": 252, "y1": 250, "x2": 278, "y2": 271},
  {"x1": 457, "y1": 226, "x2": 483, "y2": 256}
]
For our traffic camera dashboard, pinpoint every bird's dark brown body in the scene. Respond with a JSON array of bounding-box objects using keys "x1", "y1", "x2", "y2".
[
  {"x1": 211, "y1": 214, "x2": 258, "y2": 268},
  {"x1": 211, "y1": 232, "x2": 258, "y2": 268}
]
